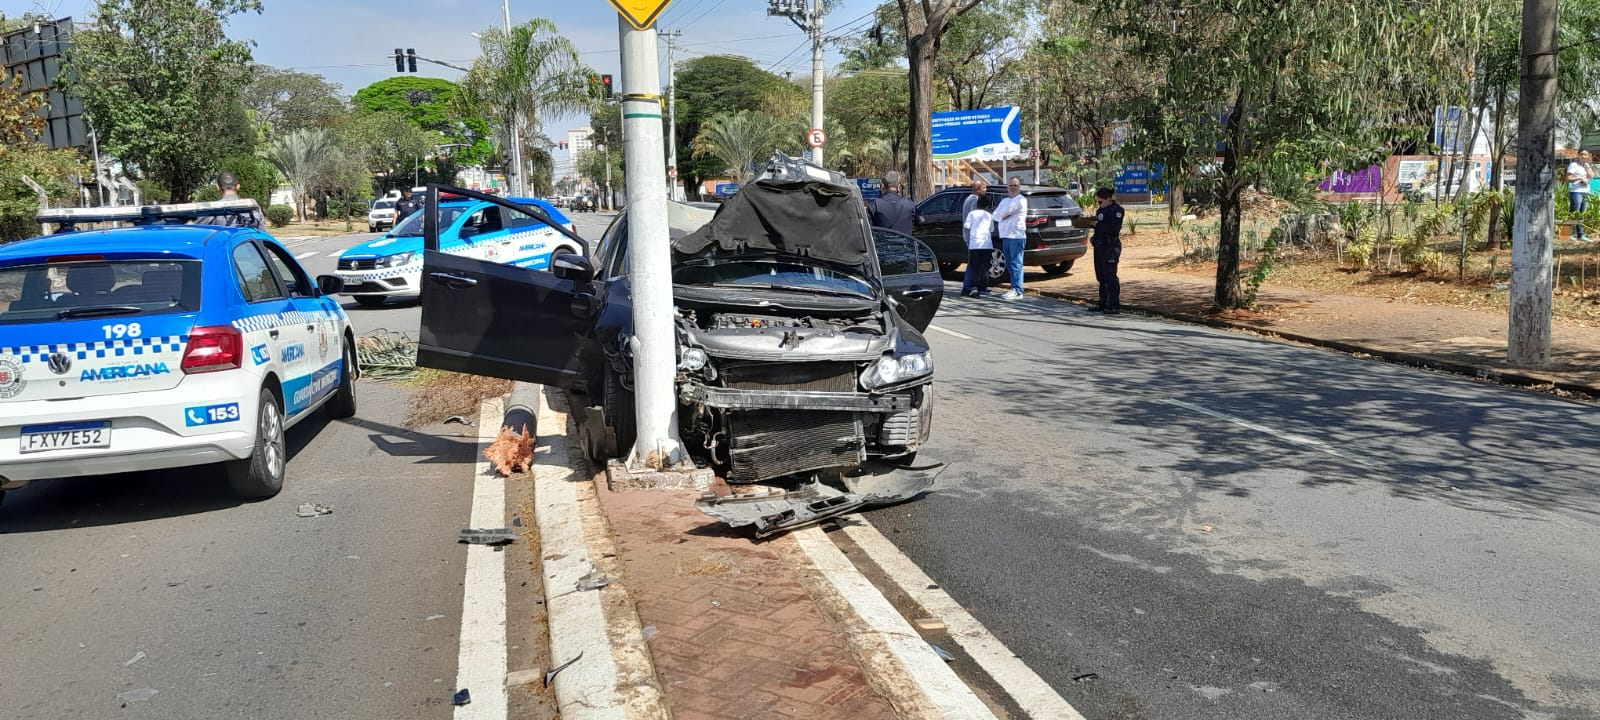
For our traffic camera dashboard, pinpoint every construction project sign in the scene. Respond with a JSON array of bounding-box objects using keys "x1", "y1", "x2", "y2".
[
  {"x1": 608, "y1": 0, "x2": 673, "y2": 29},
  {"x1": 931, "y1": 107, "x2": 1022, "y2": 160}
]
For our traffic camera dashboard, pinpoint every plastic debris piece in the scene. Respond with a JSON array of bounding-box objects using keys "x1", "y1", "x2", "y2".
[
  {"x1": 458, "y1": 528, "x2": 516, "y2": 545},
  {"x1": 914, "y1": 618, "x2": 946, "y2": 631},
  {"x1": 544, "y1": 651, "x2": 584, "y2": 687},
  {"x1": 512, "y1": 516, "x2": 523, "y2": 527},
  {"x1": 641, "y1": 625, "x2": 658, "y2": 641},
  {"x1": 452, "y1": 688, "x2": 471, "y2": 706},
  {"x1": 116, "y1": 688, "x2": 158, "y2": 704},
  {"x1": 930, "y1": 644, "x2": 955, "y2": 662},
  {"x1": 443, "y1": 415, "x2": 473, "y2": 425},
  {"x1": 1198, "y1": 524, "x2": 1214, "y2": 533},
  {"x1": 425, "y1": 614, "x2": 445, "y2": 621},
  {"x1": 506, "y1": 668, "x2": 543, "y2": 686},
  {"x1": 575, "y1": 571, "x2": 610, "y2": 592},
  {"x1": 1073, "y1": 672, "x2": 1100, "y2": 683},
  {"x1": 295, "y1": 503, "x2": 332, "y2": 518},
  {"x1": 123, "y1": 651, "x2": 147, "y2": 667}
]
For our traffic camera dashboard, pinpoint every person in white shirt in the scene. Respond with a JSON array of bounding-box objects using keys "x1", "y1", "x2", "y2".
[
  {"x1": 961, "y1": 193, "x2": 994, "y2": 297},
  {"x1": 992, "y1": 177, "x2": 1028, "y2": 299},
  {"x1": 1569, "y1": 149, "x2": 1592, "y2": 241}
]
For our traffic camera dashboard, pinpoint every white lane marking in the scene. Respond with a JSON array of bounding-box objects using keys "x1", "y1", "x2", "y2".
[
  {"x1": 792, "y1": 527, "x2": 1000, "y2": 719},
  {"x1": 837, "y1": 522, "x2": 1089, "y2": 720},
  {"x1": 927, "y1": 324, "x2": 976, "y2": 341},
  {"x1": 455, "y1": 397, "x2": 511, "y2": 719},
  {"x1": 295, "y1": 251, "x2": 319, "y2": 259},
  {"x1": 1158, "y1": 398, "x2": 1375, "y2": 467}
]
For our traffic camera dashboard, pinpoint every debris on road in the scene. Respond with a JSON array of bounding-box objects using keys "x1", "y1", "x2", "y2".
[
  {"x1": 123, "y1": 651, "x2": 146, "y2": 667},
  {"x1": 544, "y1": 651, "x2": 584, "y2": 687},
  {"x1": 506, "y1": 668, "x2": 544, "y2": 687},
  {"x1": 914, "y1": 618, "x2": 946, "y2": 631},
  {"x1": 929, "y1": 644, "x2": 955, "y2": 662},
  {"x1": 355, "y1": 331, "x2": 418, "y2": 381},
  {"x1": 116, "y1": 688, "x2": 158, "y2": 704},
  {"x1": 484, "y1": 424, "x2": 534, "y2": 476},
  {"x1": 451, "y1": 688, "x2": 471, "y2": 706},
  {"x1": 425, "y1": 614, "x2": 445, "y2": 621},
  {"x1": 696, "y1": 463, "x2": 943, "y2": 538},
  {"x1": 295, "y1": 503, "x2": 333, "y2": 518},
  {"x1": 458, "y1": 528, "x2": 517, "y2": 545},
  {"x1": 443, "y1": 415, "x2": 473, "y2": 425},
  {"x1": 575, "y1": 570, "x2": 610, "y2": 592},
  {"x1": 1073, "y1": 672, "x2": 1100, "y2": 683}
]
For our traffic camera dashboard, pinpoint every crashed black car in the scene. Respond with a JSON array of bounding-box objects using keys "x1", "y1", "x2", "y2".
[{"x1": 413, "y1": 157, "x2": 943, "y2": 484}]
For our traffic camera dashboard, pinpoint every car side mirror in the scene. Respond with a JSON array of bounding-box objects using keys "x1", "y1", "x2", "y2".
[
  {"x1": 315, "y1": 274, "x2": 344, "y2": 296},
  {"x1": 551, "y1": 253, "x2": 595, "y2": 282}
]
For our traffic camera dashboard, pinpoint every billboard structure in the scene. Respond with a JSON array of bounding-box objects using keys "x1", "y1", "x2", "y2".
[
  {"x1": 931, "y1": 107, "x2": 1022, "y2": 161},
  {"x1": 1, "y1": 17, "x2": 85, "y2": 150}
]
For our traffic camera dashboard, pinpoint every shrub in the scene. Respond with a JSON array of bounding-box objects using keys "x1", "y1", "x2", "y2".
[{"x1": 265, "y1": 205, "x2": 294, "y2": 228}]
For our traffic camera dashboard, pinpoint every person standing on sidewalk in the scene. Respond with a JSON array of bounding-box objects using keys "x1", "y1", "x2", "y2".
[
  {"x1": 993, "y1": 177, "x2": 1028, "y2": 300},
  {"x1": 962, "y1": 176, "x2": 989, "y2": 220},
  {"x1": 194, "y1": 172, "x2": 265, "y2": 228},
  {"x1": 867, "y1": 171, "x2": 916, "y2": 234},
  {"x1": 1089, "y1": 187, "x2": 1125, "y2": 313},
  {"x1": 1568, "y1": 149, "x2": 1592, "y2": 241},
  {"x1": 961, "y1": 193, "x2": 994, "y2": 298}
]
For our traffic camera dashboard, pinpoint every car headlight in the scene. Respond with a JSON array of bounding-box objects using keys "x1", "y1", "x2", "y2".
[
  {"x1": 375, "y1": 251, "x2": 416, "y2": 268},
  {"x1": 860, "y1": 352, "x2": 933, "y2": 390}
]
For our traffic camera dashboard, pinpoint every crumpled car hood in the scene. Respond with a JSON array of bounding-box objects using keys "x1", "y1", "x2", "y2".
[{"x1": 673, "y1": 178, "x2": 874, "y2": 273}]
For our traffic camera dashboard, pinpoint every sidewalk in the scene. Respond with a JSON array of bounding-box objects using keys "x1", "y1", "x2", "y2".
[{"x1": 1026, "y1": 244, "x2": 1600, "y2": 397}]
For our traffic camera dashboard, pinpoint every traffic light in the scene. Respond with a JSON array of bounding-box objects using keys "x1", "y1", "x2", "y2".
[
  {"x1": 600, "y1": 74, "x2": 613, "y2": 98},
  {"x1": 406, "y1": 48, "x2": 417, "y2": 73},
  {"x1": 394, "y1": 48, "x2": 404, "y2": 72}
]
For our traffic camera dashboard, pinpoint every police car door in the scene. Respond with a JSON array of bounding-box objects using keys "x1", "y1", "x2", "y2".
[
  {"x1": 257, "y1": 241, "x2": 339, "y2": 418},
  {"x1": 231, "y1": 242, "x2": 313, "y2": 419}
]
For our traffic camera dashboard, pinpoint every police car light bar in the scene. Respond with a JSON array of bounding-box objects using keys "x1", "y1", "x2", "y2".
[{"x1": 37, "y1": 199, "x2": 263, "y2": 227}]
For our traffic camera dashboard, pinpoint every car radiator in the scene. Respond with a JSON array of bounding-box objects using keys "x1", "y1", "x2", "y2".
[
  {"x1": 726, "y1": 410, "x2": 863, "y2": 483},
  {"x1": 719, "y1": 361, "x2": 857, "y2": 393}
]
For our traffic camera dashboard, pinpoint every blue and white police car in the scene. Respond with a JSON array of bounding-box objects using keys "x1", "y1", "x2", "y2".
[
  {"x1": 334, "y1": 195, "x2": 581, "y2": 306},
  {"x1": 0, "y1": 200, "x2": 358, "y2": 509}
]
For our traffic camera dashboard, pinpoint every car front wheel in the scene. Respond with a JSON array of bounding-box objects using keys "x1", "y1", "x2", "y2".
[
  {"x1": 226, "y1": 388, "x2": 286, "y2": 499},
  {"x1": 325, "y1": 340, "x2": 358, "y2": 419},
  {"x1": 1041, "y1": 260, "x2": 1074, "y2": 276}
]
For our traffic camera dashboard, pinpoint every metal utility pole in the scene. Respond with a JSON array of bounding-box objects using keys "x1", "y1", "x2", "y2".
[
  {"x1": 662, "y1": 28, "x2": 682, "y2": 200},
  {"x1": 1033, "y1": 74, "x2": 1042, "y2": 184},
  {"x1": 619, "y1": 16, "x2": 687, "y2": 468},
  {"x1": 769, "y1": 0, "x2": 825, "y2": 166},
  {"x1": 1509, "y1": 0, "x2": 1558, "y2": 367},
  {"x1": 503, "y1": 0, "x2": 525, "y2": 197}
]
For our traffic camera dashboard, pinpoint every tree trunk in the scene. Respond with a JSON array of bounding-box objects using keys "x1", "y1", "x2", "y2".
[
  {"x1": 1168, "y1": 182, "x2": 1184, "y2": 227},
  {"x1": 1509, "y1": 0, "x2": 1558, "y2": 367},
  {"x1": 907, "y1": 31, "x2": 937, "y2": 200},
  {"x1": 1486, "y1": 82, "x2": 1510, "y2": 250},
  {"x1": 1215, "y1": 87, "x2": 1251, "y2": 309}
]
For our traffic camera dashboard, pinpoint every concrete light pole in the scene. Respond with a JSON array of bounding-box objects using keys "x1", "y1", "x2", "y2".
[
  {"x1": 768, "y1": 0, "x2": 825, "y2": 166},
  {"x1": 662, "y1": 28, "x2": 683, "y2": 200},
  {"x1": 503, "y1": 0, "x2": 525, "y2": 197},
  {"x1": 619, "y1": 16, "x2": 687, "y2": 468},
  {"x1": 1508, "y1": 0, "x2": 1558, "y2": 366}
]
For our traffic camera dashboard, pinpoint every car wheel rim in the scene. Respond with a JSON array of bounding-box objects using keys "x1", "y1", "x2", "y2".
[
  {"x1": 262, "y1": 401, "x2": 284, "y2": 478},
  {"x1": 989, "y1": 250, "x2": 1006, "y2": 280}
]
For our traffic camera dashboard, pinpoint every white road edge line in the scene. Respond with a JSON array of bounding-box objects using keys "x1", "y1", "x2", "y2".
[
  {"x1": 454, "y1": 396, "x2": 511, "y2": 720},
  {"x1": 927, "y1": 324, "x2": 976, "y2": 341},
  {"x1": 836, "y1": 522, "x2": 1089, "y2": 720},
  {"x1": 294, "y1": 251, "x2": 319, "y2": 259},
  {"x1": 1157, "y1": 398, "x2": 1375, "y2": 467},
  {"x1": 792, "y1": 527, "x2": 1000, "y2": 719}
]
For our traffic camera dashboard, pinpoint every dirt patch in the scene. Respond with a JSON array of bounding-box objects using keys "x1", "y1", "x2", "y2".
[{"x1": 404, "y1": 368, "x2": 513, "y2": 428}]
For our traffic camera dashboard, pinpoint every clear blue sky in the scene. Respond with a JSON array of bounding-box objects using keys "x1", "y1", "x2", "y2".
[{"x1": 20, "y1": 0, "x2": 885, "y2": 172}]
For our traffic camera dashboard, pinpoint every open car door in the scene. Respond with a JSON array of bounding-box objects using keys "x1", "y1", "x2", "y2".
[
  {"x1": 416, "y1": 185, "x2": 596, "y2": 388},
  {"x1": 872, "y1": 228, "x2": 943, "y2": 332}
]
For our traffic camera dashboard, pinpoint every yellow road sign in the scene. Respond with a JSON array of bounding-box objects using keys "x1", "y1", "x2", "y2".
[{"x1": 608, "y1": 0, "x2": 673, "y2": 30}]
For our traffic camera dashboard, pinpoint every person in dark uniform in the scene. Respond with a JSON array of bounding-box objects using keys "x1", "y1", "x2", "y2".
[
  {"x1": 867, "y1": 171, "x2": 916, "y2": 234},
  {"x1": 393, "y1": 193, "x2": 420, "y2": 224},
  {"x1": 1088, "y1": 187, "x2": 1124, "y2": 313}
]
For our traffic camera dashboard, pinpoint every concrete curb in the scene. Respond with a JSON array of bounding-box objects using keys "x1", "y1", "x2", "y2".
[{"x1": 1029, "y1": 287, "x2": 1600, "y2": 401}]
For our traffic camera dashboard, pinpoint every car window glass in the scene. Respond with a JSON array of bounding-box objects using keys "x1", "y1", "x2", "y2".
[
  {"x1": 233, "y1": 243, "x2": 285, "y2": 302},
  {"x1": 915, "y1": 241, "x2": 936, "y2": 272},
  {"x1": 1025, "y1": 192, "x2": 1077, "y2": 210},
  {"x1": 918, "y1": 194, "x2": 957, "y2": 215},
  {"x1": 259, "y1": 242, "x2": 314, "y2": 298},
  {"x1": 0, "y1": 260, "x2": 201, "y2": 325},
  {"x1": 596, "y1": 213, "x2": 626, "y2": 277},
  {"x1": 873, "y1": 228, "x2": 917, "y2": 276}
]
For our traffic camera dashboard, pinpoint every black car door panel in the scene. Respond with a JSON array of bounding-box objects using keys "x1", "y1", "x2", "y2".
[{"x1": 873, "y1": 228, "x2": 944, "y2": 332}]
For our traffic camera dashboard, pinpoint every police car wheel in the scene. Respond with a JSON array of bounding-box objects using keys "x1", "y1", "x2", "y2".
[
  {"x1": 325, "y1": 341, "x2": 358, "y2": 419},
  {"x1": 227, "y1": 388, "x2": 287, "y2": 499},
  {"x1": 1041, "y1": 261, "x2": 1074, "y2": 276},
  {"x1": 353, "y1": 295, "x2": 386, "y2": 307}
]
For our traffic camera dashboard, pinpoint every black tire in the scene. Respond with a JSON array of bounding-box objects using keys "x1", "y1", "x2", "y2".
[
  {"x1": 367, "y1": 225, "x2": 376, "y2": 233},
  {"x1": 325, "y1": 340, "x2": 358, "y2": 419},
  {"x1": 353, "y1": 295, "x2": 386, "y2": 307},
  {"x1": 1041, "y1": 260, "x2": 1075, "y2": 276},
  {"x1": 227, "y1": 388, "x2": 286, "y2": 500},
  {"x1": 603, "y1": 367, "x2": 636, "y2": 458}
]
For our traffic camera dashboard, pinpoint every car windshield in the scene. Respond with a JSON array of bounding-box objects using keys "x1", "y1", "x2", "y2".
[
  {"x1": 374, "y1": 200, "x2": 394, "y2": 210},
  {"x1": 0, "y1": 259, "x2": 201, "y2": 325},
  {"x1": 674, "y1": 260, "x2": 873, "y2": 298},
  {"x1": 1027, "y1": 192, "x2": 1079, "y2": 210},
  {"x1": 392, "y1": 205, "x2": 469, "y2": 237}
]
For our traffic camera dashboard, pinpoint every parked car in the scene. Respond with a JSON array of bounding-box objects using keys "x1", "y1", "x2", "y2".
[
  {"x1": 0, "y1": 200, "x2": 358, "y2": 509},
  {"x1": 334, "y1": 195, "x2": 580, "y2": 307},
  {"x1": 413, "y1": 156, "x2": 942, "y2": 485},
  {"x1": 367, "y1": 199, "x2": 397, "y2": 232},
  {"x1": 912, "y1": 184, "x2": 1089, "y2": 280}
]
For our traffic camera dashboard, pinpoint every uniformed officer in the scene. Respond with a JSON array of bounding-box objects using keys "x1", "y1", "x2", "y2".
[
  {"x1": 194, "y1": 172, "x2": 265, "y2": 228},
  {"x1": 867, "y1": 171, "x2": 916, "y2": 234},
  {"x1": 1088, "y1": 187, "x2": 1124, "y2": 314}
]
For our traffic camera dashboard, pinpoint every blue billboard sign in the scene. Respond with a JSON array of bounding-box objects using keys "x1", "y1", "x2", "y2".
[
  {"x1": 1112, "y1": 162, "x2": 1166, "y2": 195},
  {"x1": 931, "y1": 107, "x2": 1022, "y2": 160},
  {"x1": 713, "y1": 182, "x2": 740, "y2": 197},
  {"x1": 855, "y1": 177, "x2": 883, "y2": 200}
]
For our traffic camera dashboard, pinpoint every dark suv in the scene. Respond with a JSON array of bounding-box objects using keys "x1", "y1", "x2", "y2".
[{"x1": 913, "y1": 185, "x2": 1089, "y2": 280}]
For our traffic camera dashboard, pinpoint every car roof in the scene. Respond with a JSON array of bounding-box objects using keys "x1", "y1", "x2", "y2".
[{"x1": 0, "y1": 225, "x2": 241, "y2": 264}]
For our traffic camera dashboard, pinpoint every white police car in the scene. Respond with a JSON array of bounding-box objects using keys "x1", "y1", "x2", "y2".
[
  {"x1": 0, "y1": 200, "x2": 357, "y2": 509},
  {"x1": 334, "y1": 195, "x2": 580, "y2": 307}
]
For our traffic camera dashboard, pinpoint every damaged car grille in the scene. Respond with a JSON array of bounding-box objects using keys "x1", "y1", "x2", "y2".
[
  {"x1": 726, "y1": 410, "x2": 862, "y2": 482},
  {"x1": 720, "y1": 361, "x2": 857, "y2": 393}
]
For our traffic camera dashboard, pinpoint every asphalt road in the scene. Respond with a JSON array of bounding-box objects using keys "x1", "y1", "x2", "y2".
[{"x1": 870, "y1": 290, "x2": 1600, "y2": 719}]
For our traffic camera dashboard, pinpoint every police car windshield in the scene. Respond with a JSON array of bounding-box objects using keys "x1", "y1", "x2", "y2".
[
  {"x1": 391, "y1": 206, "x2": 469, "y2": 237},
  {"x1": 0, "y1": 260, "x2": 201, "y2": 325}
]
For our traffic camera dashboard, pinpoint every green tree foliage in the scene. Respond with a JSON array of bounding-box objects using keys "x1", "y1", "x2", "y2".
[
  {"x1": 892, "y1": 0, "x2": 984, "y2": 199},
  {"x1": 267, "y1": 128, "x2": 335, "y2": 221},
  {"x1": 241, "y1": 64, "x2": 348, "y2": 138},
  {"x1": 674, "y1": 56, "x2": 792, "y2": 193},
  {"x1": 194, "y1": 154, "x2": 278, "y2": 204},
  {"x1": 575, "y1": 107, "x2": 624, "y2": 198},
  {"x1": 1, "y1": 74, "x2": 85, "y2": 242},
  {"x1": 829, "y1": 70, "x2": 911, "y2": 177},
  {"x1": 62, "y1": 0, "x2": 261, "y2": 202},
  {"x1": 352, "y1": 77, "x2": 491, "y2": 166},
  {"x1": 343, "y1": 110, "x2": 440, "y2": 195},
  {"x1": 692, "y1": 110, "x2": 789, "y2": 182}
]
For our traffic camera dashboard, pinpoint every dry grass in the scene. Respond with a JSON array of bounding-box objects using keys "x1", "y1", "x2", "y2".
[
  {"x1": 404, "y1": 368, "x2": 514, "y2": 428},
  {"x1": 265, "y1": 221, "x2": 364, "y2": 239}
]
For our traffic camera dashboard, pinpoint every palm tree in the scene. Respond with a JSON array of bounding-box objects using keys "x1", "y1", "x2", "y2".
[
  {"x1": 692, "y1": 111, "x2": 787, "y2": 183},
  {"x1": 267, "y1": 128, "x2": 335, "y2": 222},
  {"x1": 460, "y1": 18, "x2": 593, "y2": 192}
]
